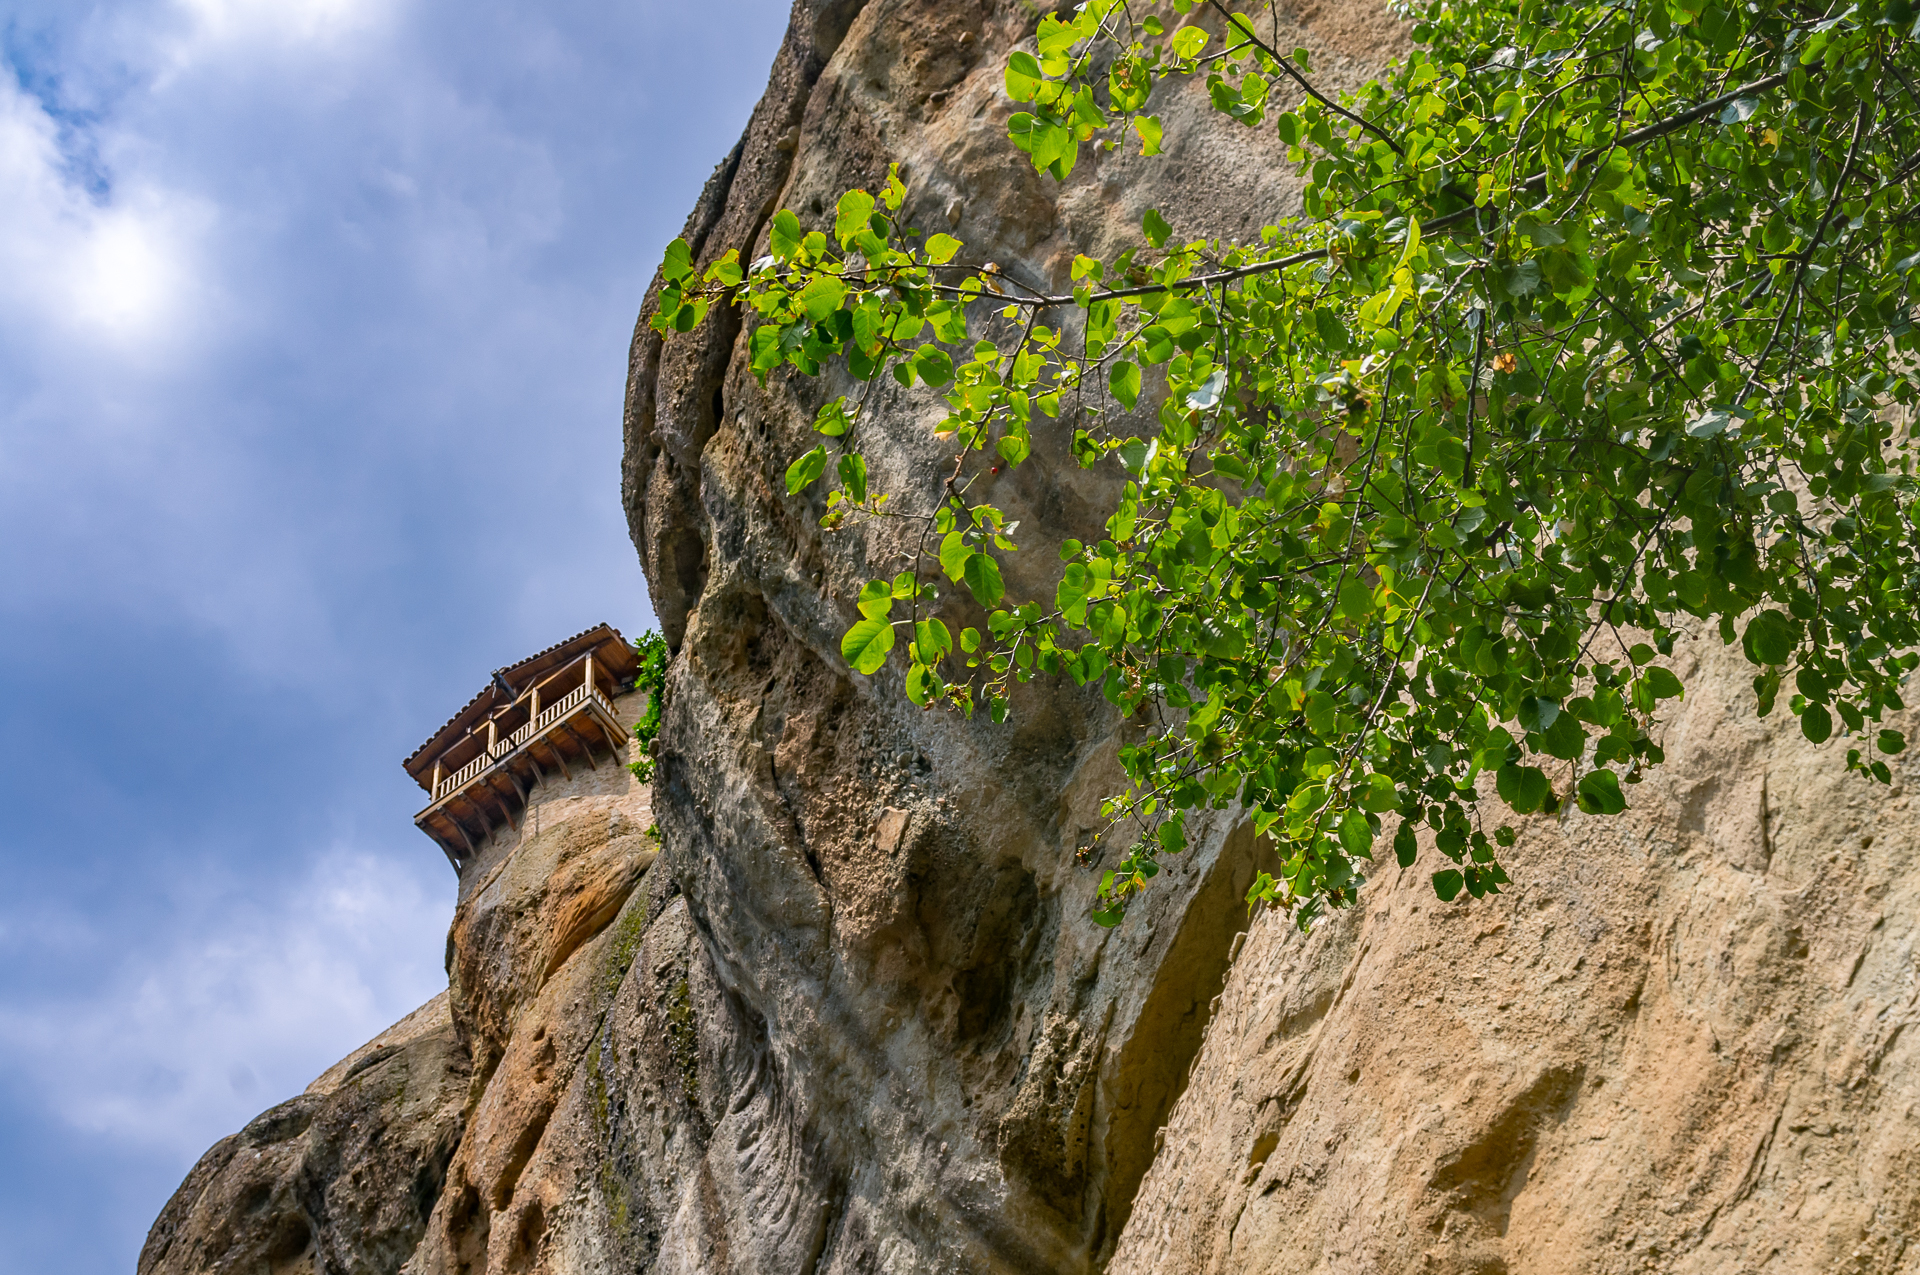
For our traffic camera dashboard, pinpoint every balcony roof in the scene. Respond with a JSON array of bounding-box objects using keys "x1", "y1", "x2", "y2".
[{"x1": 402, "y1": 622, "x2": 639, "y2": 786}]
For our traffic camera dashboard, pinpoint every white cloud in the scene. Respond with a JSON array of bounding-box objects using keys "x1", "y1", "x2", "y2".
[
  {"x1": 0, "y1": 73, "x2": 210, "y2": 356},
  {"x1": 0, "y1": 849, "x2": 450, "y2": 1156},
  {"x1": 170, "y1": 0, "x2": 392, "y2": 57}
]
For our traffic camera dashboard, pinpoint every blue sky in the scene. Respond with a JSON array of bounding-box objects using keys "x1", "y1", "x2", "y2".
[{"x1": 0, "y1": 0, "x2": 784, "y2": 1269}]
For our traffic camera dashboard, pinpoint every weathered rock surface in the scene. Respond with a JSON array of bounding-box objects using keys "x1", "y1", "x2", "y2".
[
  {"x1": 150, "y1": 2, "x2": 1920, "y2": 1273},
  {"x1": 139, "y1": 992, "x2": 467, "y2": 1275},
  {"x1": 1110, "y1": 636, "x2": 1920, "y2": 1275}
]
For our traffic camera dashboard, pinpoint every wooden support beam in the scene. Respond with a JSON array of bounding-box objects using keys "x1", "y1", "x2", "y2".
[
  {"x1": 562, "y1": 722, "x2": 599, "y2": 769},
  {"x1": 465, "y1": 786, "x2": 502, "y2": 837},
  {"x1": 542, "y1": 736, "x2": 573, "y2": 781},
  {"x1": 485, "y1": 776, "x2": 520, "y2": 831},
  {"x1": 458, "y1": 793, "x2": 492, "y2": 839}
]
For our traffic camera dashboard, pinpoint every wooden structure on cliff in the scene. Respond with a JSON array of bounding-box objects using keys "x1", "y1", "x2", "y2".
[{"x1": 405, "y1": 624, "x2": 639, "y2": 869}]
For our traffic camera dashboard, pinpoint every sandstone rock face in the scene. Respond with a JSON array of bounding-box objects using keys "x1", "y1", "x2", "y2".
[
  {"x1": 1109, "y1": 637, "x2": 1920, "y2": 1275},
  {"x1": 150, "y1": 2, "x2": 1920, "y2": 1272},
  {"x1": 139, "y1": 992, "x2": 467, "y2": 1275}
]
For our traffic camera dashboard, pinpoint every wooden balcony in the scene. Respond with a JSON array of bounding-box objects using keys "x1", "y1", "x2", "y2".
[{"x1": 404, "y1": 624, "x2": 640, "y2": 870}]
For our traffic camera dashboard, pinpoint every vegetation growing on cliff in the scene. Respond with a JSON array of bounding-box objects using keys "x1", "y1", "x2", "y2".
[
  {"x1": 654, "y1": 0, "x2": 1920, "y2": 927},
  {"x1": 628, "y1": 630, "x2": 668, "y2": 784}
]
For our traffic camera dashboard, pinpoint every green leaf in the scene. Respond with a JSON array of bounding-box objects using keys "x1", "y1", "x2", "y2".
[
  {"x1": 925, "y1": 233, "x2": 963, "y2": 265},
  {"x1": 1338, "y1": 810, "x2": 1373, "y2": 854},
  {"x1": 1393, "y1": 821, "x2": 1417, "y2": 867},
  {"x1": 964, "y1": 552, "x2": 1005, "y2": 607},
  {"x1": 834, "y1": 189, "x2": 875, "y2": 246},
  {"x1": 856, "y1": 579, "x2": 894, "y2": 620},
  {"x1": 1646, "y1": 668, "x2": 1684, "y2": 700},
  {"x1": 1135, "y1": 114, "x2": 1163, "y2": 155},
  {"x1": 770, "y1": 209, "x2": 803, "y2": 261},
  {"x1": 1496, "y1": 763, "x2": 1552, "y2": 814},
  {"x1": 1801, "y1": 703, "x2": 1834, "y2": 744},
  {"x1": 1501, "y1": 258, "x2": 1542, "y2": 297},
  {"x1": 1186, "y1": 368, "x2": 1227, "y2": 409},
  {"x1": 1432, "y1": 869, "x2": 1465, "y2": 902},
  {"x1": 1359, "y1": 771, "x2": 1397, "y2": 812},
  {"x1": 914, "y1": 618, "x2": 953, "y2": 661},
  {"x1": 939, "y1": 530, "x2": 974, "y2": 582},
  {"x1": 841, "y1": 618, "x2": 895, "y2": 675},
  {"x1": 1686, "y1": 408, "x2": 1732, "y2": 439},
  {"x1": 1539, "y1": 712, "x2": 1587, "y2": 761},
  {"x1": 799, "y1": 275, "x2": 848, "y2": 322},
  {"x1": 1143, "y1": 208, "x2": 1172, "y2": 248},
  {"x1": 1109, "y1": 360, "x2": 1141, "y2": 409},
  {"x1": 1878, "y1": 729, "x2": 1906, "y2": 754},
  {"x1": 661, "y1": 237, "x2": 694, "y2": 282},
  {"x1": 1006, "y1": 50, "x2": 1044, "y2": 100},
  {"x1": 1743, "y1": 610, "x2": 1800, "y2": 666},
  {"x1": 914, "y1": 345, "x2": 955, "y2": 387},
  {"x1": 1337, "y1": 578, "x2": 1373, "y2": 619},
  {"x1": 814, "y1": 398, "x2": 852, "y2": 436},
  {"x1": 784, "y1": 445, "x2": 827, "y2": 495},
  {"x1": 837, "y1": 452, "x2": 868, "y2": 503},
  {"x1": 1517, "y1": 696, "x2": 1561, "y2": 731},
  {"x1": 1575, "y1": 768, "x2": 1627, "y2": 815},
  {"x1": 905, "y1": 662, "x2": 936, "y2": 705}
]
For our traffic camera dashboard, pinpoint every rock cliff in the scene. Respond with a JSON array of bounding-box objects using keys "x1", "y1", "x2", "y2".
[{"x1": 148, "y1": 2, "x2": 1920, "y2": 1272}]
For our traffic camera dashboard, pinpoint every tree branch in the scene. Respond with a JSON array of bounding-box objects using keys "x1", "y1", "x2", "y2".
[{"x1": 1025, "y1": 71, "x2": 1793, "y2": 308}]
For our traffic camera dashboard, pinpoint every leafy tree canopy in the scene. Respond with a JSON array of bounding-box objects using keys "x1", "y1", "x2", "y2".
[{"x1": 653, "y1": 0, "x2": 1920, "y2": 928}]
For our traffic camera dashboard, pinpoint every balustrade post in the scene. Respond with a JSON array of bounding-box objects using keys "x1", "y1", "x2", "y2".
[{"x1": 431, "y1": 759, "x2": 444, "y2": 799}]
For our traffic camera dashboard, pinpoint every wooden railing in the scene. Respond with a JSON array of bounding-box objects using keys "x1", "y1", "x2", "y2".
[{"x1": 429, "y1": 681, "x2": 620, "y2": 803}]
